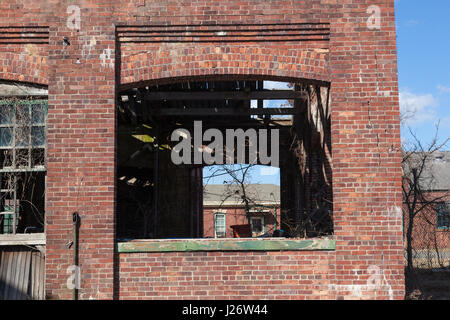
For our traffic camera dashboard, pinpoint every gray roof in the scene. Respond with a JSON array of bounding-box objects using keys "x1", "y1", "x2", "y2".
[
  {"x1": 407, "y1": 151, "x2": 450, "y2": 191},
  {"x1": 203, "y1": 184, "x2": 280, "y2": 206}
]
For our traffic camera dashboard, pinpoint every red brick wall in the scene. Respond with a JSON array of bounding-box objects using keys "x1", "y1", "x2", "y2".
[
  {"x1": 119, "y1": 251, "x2": 336, "y2": 300},
  {"x1": 45, "y1": 1, "x2": 117, "y2": 300},
  {"x1": 0, "y1": 0, "x2": 405, "y2": 300},
  {"x1": 404, "y1": 192, "x2": 450, "y2": 251},
  {"x1": 328, "y1": 0, "x2": 404, "y2": 299},
  {"x1": 120, "y1": 44, "x2": 329, "y2": 87},
  {"x1": 0, "y1": 1, "x2": 50, "y2": 84},
  {"x1": 0, "y1": 46, "x2": 48, "y2": 85}
]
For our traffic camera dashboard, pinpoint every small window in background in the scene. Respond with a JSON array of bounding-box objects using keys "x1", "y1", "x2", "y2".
[
  {"x1": 214, "y1": 213, "x2": 226, "y2": 238},
  {"x1": 437, "y1": 203, "x2": 450, "y2": 230},
  {"x1": 250, "y1": 216, "x2": 264, "y2": 237}
]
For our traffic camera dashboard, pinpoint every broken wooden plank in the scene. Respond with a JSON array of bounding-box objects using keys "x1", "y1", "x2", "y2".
[
  {"x1": 30, "y1": 251, "x2": 44, "y2": 300},
  {"x1": 4, "y1": 251, "x2": 14, "y2": 299},
  {"x1": 12, "y1": 250, "x2": 25, "y2": 300},
  {"x1": 0, "y1": 251, "x2": 7, "y2": 299},
  {"x1": 38, "y1": 254, "x2": 44, "y2": 300},
  {"x1": 19, "y1": 251, "x2": 31, "y2": 300},
  {"x1": 38, "y1": 251, "x2": 45, "y2": 300},
  {"x1": 0, "y1": 248, "x2": 44, "y2": 300}
]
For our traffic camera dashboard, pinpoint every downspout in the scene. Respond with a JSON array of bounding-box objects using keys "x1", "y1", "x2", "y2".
[{"x1": 72, "y1": 211, "x2": 80, "y2": 300}]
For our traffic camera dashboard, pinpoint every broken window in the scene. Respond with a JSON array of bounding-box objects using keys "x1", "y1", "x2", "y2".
[
  {"x1": 0, "y1": 99, "x2": 47, "y2": 235},
  {"x1": 117, "y1": 78, "x2": 332, "y2": 240}
]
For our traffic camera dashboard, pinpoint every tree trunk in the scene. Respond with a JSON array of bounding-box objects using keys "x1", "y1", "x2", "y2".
[{"x1": 406, "y1": 210, "x2": 414, "y2": 272}]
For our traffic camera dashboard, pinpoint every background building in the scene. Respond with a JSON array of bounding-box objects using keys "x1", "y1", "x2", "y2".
[
  {"x1": 203, "y1": 184, "x2": 281, "y2": 238},
  {"x1": 404, "y1": 151, "x2": 450, "y2": 269}
]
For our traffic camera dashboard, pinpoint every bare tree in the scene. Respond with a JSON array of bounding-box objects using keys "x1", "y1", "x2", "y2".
[
  {"x1": 402, "y1": 123, "x2": 449, "y2": 271},
  {"x1": 204, "y1": 164, "x2": 258, "y2": 224}
]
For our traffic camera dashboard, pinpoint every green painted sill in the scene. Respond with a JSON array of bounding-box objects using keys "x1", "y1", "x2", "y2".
[{"x1": 117, "y1": 237, "x2": 335, "y2": 253}]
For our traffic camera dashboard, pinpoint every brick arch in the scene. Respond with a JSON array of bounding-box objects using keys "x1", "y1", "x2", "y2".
[
  {"x1": 119, "y1": 44, "x2": 330, "y2": 89},
  {"x1": 0, "y1": 48, "x2": 48, "y2": 85}
]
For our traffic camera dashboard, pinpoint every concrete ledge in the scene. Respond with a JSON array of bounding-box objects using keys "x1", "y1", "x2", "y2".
[
  {"x1": 0, "y1": 83, "x2": 48, "y2": 97},
  {"x1": 117, "y1": 237, "x2": 335, "y2": 253},
  {"x1": 0, "y1": 233, "x2": 46, "y2": 246}
]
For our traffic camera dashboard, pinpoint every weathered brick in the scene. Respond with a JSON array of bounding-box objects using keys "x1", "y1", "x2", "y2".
[{"x1": 0, "y1": 0, "x2": 404, "y2": 300}]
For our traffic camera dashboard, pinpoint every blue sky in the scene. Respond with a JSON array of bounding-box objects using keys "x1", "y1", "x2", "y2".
[
  {"x1": 204, "y1": 1, "x2": 450, "y2": 186},
  {"x1": 396, "y1": 0, "x2": 450, "y2": 148}
]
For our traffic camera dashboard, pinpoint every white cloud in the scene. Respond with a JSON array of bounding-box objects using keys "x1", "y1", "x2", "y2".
[
  {"x1": 405, "y1": 19, "x2": 419, "y2": 26},
  {"x1": 399, "y1": 89, "x2": 438, "y2": 126},
  {"x1": 437, "y1": 85, "x2": 450, "y2": 94}
]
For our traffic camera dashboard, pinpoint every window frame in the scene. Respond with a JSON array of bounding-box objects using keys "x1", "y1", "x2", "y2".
[
  {"x1": 214, "y1": 212, "x2": 226, "y2": 238},
  {"x1": 116, "y1": 78, "x2": 334, "y2": 244},
  {"x1": 0, "y1": 100, "x2": 47, "y2": 171},
  {"x1": 0, "y1": 99, "x2": 47, "y2": 237},
  {"x1": 437, "y1": 202, "x2": 450, "y2": 231},
  {"x1": 250, "y1": 216, "x2": 265, "y2": 237}
]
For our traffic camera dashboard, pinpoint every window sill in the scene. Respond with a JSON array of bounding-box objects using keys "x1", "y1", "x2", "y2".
[
  {"x1": 0, "y1": 233, "x2": 45, "y2": 246},
  {"x1": 117, "y1": 237, "x2": 335, "y2": 253}
]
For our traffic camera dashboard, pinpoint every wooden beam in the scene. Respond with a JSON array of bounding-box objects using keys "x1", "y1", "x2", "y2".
[
  {"x1": 118, "y1": 237, "x2": 336, "y2": 253},
  {"x1": 141, "y1": 90, "x2": 306, "y2": 101},
  {"x1": 148, "y1": 107, "x2": 302, "y2": 116},
  {"x1": 0, "y1": 83, "x2": 48, "y2": 97}
]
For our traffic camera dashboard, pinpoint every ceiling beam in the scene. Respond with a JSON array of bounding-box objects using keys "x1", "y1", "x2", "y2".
[
  {"x1": 141, "y1": 90, "x2": 306, "y2": 101},
  {"x1": 147, "y1": 107, "x2": 302, "y2": 116}
]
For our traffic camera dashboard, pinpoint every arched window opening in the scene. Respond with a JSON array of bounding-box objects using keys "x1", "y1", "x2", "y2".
[{"x1": 117, "y1": 78, "x2": 332, "y2": 240}]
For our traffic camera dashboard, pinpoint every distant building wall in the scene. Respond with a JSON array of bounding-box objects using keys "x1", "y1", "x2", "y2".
[
  {"x1": 404, "y1": 192, "x2": 450, "y2": 251},
  {"x1": 203, "y1": 206, "x2": 281, "y2": 238}
]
